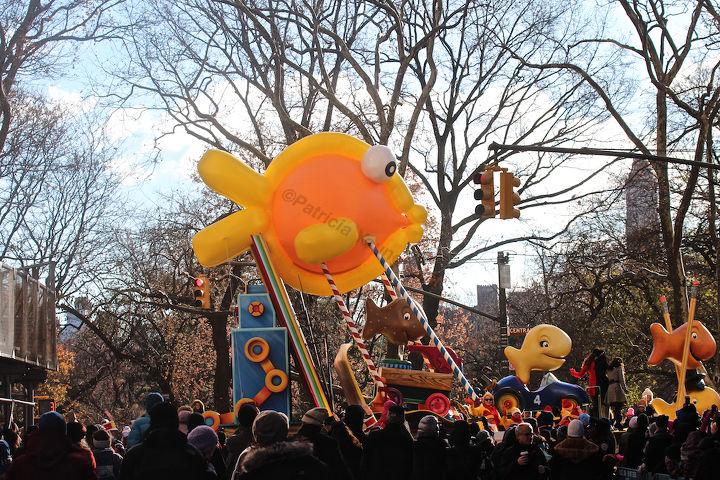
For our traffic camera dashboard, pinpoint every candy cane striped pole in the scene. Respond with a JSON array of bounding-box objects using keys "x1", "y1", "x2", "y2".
[
  {"x1": 321, "y1": 263, "x2": 381, "y2": 426},
  {"x1": 366, "y1": 240, "x2": 480, "y2": 402}
]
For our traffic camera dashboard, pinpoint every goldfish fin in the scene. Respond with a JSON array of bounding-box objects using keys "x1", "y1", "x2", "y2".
[
  {"x1": 294, "y1": 218, "x2": 358, "y2": 265},
  {"x1": 648, "y1": 323, "x2": 670, "y2": 366},
  {"x1": 362, "y1": 299, "x2": 380, "y2": 340},
  {"x1": 198, "y1": 150, "x2": 271, "y2": 207},
  {"x1": 505, "y1": 346, "x2": 530, "y2": 384},
  {"x1": 193, "y1": 208, "x2": 268, "y2": 266}
]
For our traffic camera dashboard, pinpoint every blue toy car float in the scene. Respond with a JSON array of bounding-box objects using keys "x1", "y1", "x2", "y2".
[{"x1": 492, "y1": 372, "x2": 589, "y2": 413}]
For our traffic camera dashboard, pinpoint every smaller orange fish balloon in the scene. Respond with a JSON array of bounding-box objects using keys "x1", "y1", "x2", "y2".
[{"x1": 648, "y1": 322, "x2": 716, "y2": 369}]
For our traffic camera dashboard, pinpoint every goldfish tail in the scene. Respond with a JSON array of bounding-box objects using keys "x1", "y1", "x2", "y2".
[
  {"x1": 362, "y1": 298, "x2": 380, "y2": 340},
  {"x1": 648, "y1": 323, "x2": 669, "y2": 366}
]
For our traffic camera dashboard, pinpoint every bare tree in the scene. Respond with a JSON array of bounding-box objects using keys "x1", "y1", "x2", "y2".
[
  {"x1": 1, "y1": 0, "x2": 129, "y2": 153},
  {"x1": 502, "y1": 0, "x2": 720, "y2": 322},
  {"x1": 115, "y1": 1, "x2": 619, "y2": 321},
  {"x1": 0, "y1": 91, "x2": 122, "y2": 299}
]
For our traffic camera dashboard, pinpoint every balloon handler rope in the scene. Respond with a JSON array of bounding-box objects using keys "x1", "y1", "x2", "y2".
[
  {"x1": 366, "y1": 238, "x2": 480, "y2": 403},
  {"x1": 321, "y1": 262, "x2": 381, "y2": 426}
]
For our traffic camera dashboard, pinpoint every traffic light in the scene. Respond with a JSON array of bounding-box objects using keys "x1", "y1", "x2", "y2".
[
  {"x1": 472, "y1": 170, "x2": 495, "y2": 218},
  {"x1": 193, "y1": 275, "x2": 210, "y2": 309},
  {"x1": 499, "y1": 172, "x2": 521, "y2": 219}
]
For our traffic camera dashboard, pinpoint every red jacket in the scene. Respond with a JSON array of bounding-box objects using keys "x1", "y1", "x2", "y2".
[
  {"x1": 571, "y1": 361, "x2": 598, "y2": 388},
  {"x1": 6, "y1": 428, "x2": 97, "y2": 480}
]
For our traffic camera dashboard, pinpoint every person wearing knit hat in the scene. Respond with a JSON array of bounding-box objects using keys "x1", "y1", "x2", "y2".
[
  {"x1": 578, "y1": 412, "x2": 591, "y2": 427},
  {"x1": 91, "y1": 429, "x2": 123, "y2": 479},
  {"x1": 187, "y1": 425, "x2": 218, "y2": 459},
  {"x1": 188, "y1": 425, "x2": 226, "y2": 480},
  {"x1": 38, "y1": 411, "x2": 67, "y2": 434},
  {"x1": 501, "y1": 407, "x2": 524, "y2": 430},
  {"x1": 413, "y1": 415, "x2": 446, "y2": 480},
  {"x1": 5, "y1": 412, "x2": 96, "y2": 479},
  {"x1": 127, "y1": 391, "x2": 164, "y2": 449},
  {"x1": 301, "y1": 407, "x2": 329, "y2": 426},
  {"x1": 567, "y1": 418, "x2": 585, "y2": 438},
  {"x1": 550, "y1": 419, "x2": 601, "y2": 477},
  {"x1": 297, "y1": 407, "x2": 352, "y2": 480},
  {"x1": 252, "y1": 410, "x2": 289, "y2": 446},
  {"x1": 118, "y1": 401, "x2": 209, "y2": 479}
]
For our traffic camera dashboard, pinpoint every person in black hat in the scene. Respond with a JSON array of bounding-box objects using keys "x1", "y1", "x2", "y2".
[{"x1": 361, "y1": 404, "x2": 413, "y2": 480}]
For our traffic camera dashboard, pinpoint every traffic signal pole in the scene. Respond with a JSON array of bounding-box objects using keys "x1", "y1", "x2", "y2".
[{"x1": 498, "y1": 251, "x2": 509, "y2": 375}]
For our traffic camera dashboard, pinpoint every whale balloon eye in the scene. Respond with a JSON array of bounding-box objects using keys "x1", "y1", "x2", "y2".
[
  {"x1": 403, "y1": 312, "x2": 411, "y2": 322},
  {"x1": 361, "y1": 145, "x2": 396, "y2": 183},
  {"x1": 540, "y1": 340, "x2": 549, "y2": 348},
  {"x1": 691, "y1": 332, "x2": 698, "y2": 339}
]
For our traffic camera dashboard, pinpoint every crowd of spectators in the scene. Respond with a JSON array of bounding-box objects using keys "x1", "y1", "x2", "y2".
[{"x1": 1, "y1": 392, "x2": 719, "y2": 480}]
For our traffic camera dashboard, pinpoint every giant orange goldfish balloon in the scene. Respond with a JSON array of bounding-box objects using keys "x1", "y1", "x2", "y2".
[{"x1": 192, "y1": 133, "x2": 427, "y2": 296}]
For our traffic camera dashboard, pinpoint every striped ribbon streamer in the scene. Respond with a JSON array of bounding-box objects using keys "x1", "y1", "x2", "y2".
[
  {"x1": 321, "y1": 263, "x2": 380, "y2": 426},
  {"x1": 250, "y1": 235, "x2": 331, "y2": 411},
  {"x1": 367, "y1": 240, "x2": 480, "y2": 402}
]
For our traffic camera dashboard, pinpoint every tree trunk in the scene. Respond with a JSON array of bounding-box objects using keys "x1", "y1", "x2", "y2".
[{"x1": 209, "y1": 312, "x2": 231, "y2": 412}]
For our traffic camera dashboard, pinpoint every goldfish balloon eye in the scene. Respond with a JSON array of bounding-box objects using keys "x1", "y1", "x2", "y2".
[{"x1": 361, "y1": 145, "x2": 397, "y2": 183}]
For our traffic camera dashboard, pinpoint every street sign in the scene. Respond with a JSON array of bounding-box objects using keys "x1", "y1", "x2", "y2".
[{"x1": 508, "y1": 326, "x2": 531, "y2": 336}]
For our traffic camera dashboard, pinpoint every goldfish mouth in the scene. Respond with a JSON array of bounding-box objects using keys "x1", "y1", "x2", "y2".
[{"x1": 542, "y1": 353, "x2": 566, "y2": 360}]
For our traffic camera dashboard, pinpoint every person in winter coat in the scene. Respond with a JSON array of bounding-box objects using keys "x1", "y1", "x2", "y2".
[
  {"x1": 327, "y1": 417, "x2": 363, "y2": 480},
  {"x1": 361, "y1": 405, "x2": 413, "y2": 480},
  {"x1": 445, "y1": 420, "x2": 483, "y2": 480},
  {"x1": 618, "y1": 414, "x2": 648, "y2": 468},
  {"x1": 234, "y1": 409, "x2": 330, "y2": 480},
  {"x1": 674, "y1": 401, "x2": 700, "y2": 443},
  {"x1": 605, "y1": 357, "x2": 628, "y2": 428},
  {"x1": 5, "y1": 411, "x2": 97, "y2": 480},
  {"x1": 126, "y1": 392, "x2": 164, "y2": 449},
  {"x1": 118, "y1": 402, "x2": 211, "y2": 480},
  {"x1": 224, "y1": 403, "x2": 258, "y2": 479},
  {"x1": 91, "y1": 429, "x2": 123, "y2": 480},
  {"x1": 187, "y1": 425, "x2": 220, "y2": 478},
  {"x1": 0, "y1": 439, "x2": 10, "y2": 480},
  {"x1": 238, "y1": 439, "x2": 330, "y2": 480},
  {"x1": 494, "y1": 423, "x2": 548, "y2": 480},
  {"x1": 550, "y1": 419, "x2": 601, "y2": 480},
  {"x1": 295, "y1": 407, "x2": 351, "y2": 480},
  {"x1": 412, "y1": 415, "x2": 447, "y2": 480},
  {"x1": 641, "y1": 415, "x2": 673, "y2": 474}
]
